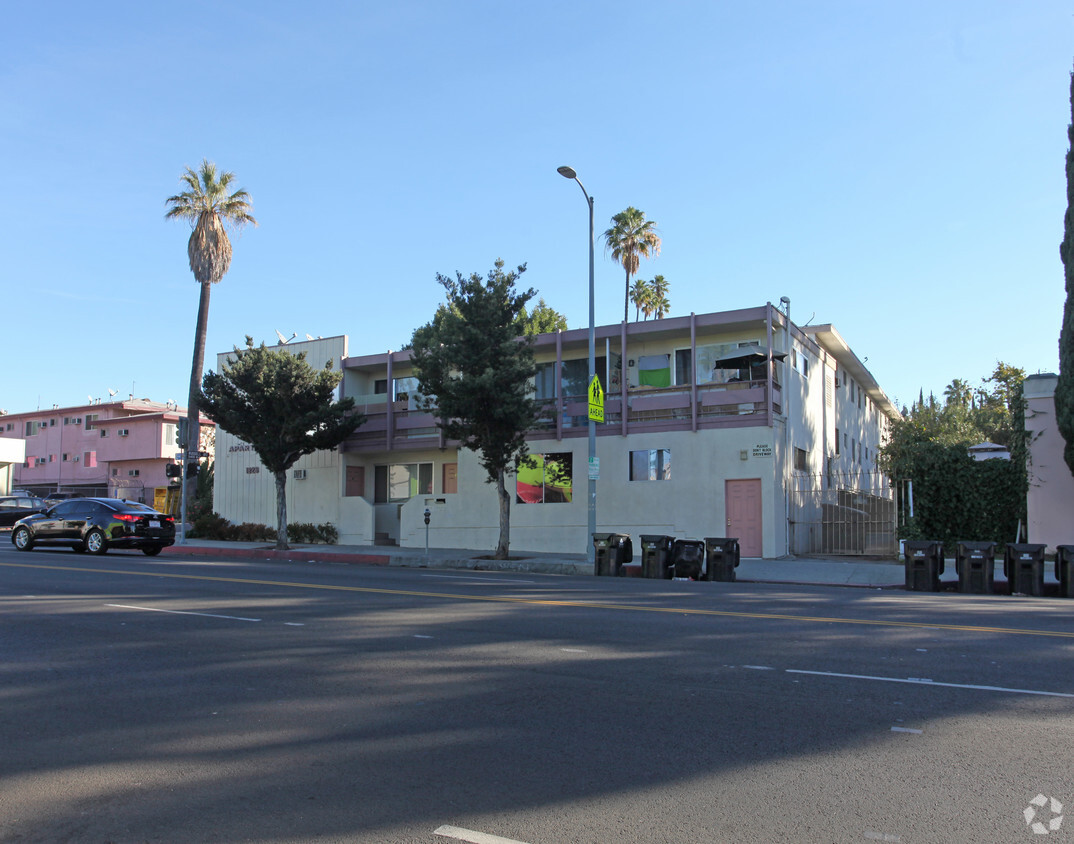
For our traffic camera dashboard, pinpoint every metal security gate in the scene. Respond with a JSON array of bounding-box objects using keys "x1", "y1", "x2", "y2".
[{"x1": 788, "y1": 471, "x2": 898, "y2": 557}]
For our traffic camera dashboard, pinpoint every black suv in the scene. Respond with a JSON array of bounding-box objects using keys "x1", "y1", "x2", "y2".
[{"x1": 11, "y1": 498, "x2": 176, "y2": 556}]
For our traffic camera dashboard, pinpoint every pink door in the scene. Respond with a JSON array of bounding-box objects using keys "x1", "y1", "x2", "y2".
[{"x1": 726, "y1": 479, "x2": 763, "y2": 557}]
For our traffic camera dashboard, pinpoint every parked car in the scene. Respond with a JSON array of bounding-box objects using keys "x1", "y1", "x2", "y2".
[
  {"x1": 43, "y1": 491, "x2": 84, "y2": 507},
  {"x1": 11, "y1": 498, "x2": 176, "y2": 556},
  {"x1": 0, "y1": 495, "x2": 49, "y2": 527}
]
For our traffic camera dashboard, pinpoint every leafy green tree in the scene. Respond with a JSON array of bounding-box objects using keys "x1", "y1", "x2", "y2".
[
  {"x1": 603, "y1": 207, "x2": 661, "y2": 323},
  {"x1": 197, "y1": 337, "x2": 364, "y2": 550},
  {"x1": 1058, "y1": 65, "x2": 1074, "y2": 476},
  {"x1": 515, "y1": 297, "x2": 568, "y2": 335},
  {"x1": 165, "y1": 160, "x2": 257, "y2": 507},
  {"x1": 410, "y1": 260, "x2": 539, "y2": 559},
  {"x1": 879, "y1": 363, "x2": 1028, "y2": 545}
]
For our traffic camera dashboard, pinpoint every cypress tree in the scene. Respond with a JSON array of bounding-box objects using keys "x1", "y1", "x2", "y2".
[{"x1": 1058, "y1": 66, "x2": 1074, "y2": 476}]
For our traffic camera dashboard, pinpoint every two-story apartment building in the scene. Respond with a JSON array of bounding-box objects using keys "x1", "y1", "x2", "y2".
[
  {"x1": 212, "y1": 304, "x2": 899, "y2": 558},
  {"x1": 0, "y1": 399, "x2": 213, "y2": 510}
]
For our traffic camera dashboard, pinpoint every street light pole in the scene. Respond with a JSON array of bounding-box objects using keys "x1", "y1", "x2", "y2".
[{"x1": 557, "y1": 165, "x2": 597, "y2": 565}]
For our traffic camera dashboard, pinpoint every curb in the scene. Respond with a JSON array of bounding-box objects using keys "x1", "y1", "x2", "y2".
[{"x1": 161, "y1": 544, "x2": 391, "y2": 566}]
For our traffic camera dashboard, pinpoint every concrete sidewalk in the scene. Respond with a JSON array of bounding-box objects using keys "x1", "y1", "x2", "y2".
[{"x1": 160, "y1": 538, "x2": 912, "y2": 588}]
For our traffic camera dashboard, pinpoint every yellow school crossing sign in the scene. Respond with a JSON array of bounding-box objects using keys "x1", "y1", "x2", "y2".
[{"x1": 588, "y1": 375, "x2": 604, "y2": 422}]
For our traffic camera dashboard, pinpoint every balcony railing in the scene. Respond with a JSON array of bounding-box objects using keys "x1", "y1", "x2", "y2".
[{"x1": 341, "y1": 382, "x2": 779, "y2": 453}]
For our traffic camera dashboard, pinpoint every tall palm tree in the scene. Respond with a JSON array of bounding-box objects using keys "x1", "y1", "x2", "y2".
[
  {"x1": 649, "y1": 274, "x2": 671, "y2": 319},
  {"x1": 165, "y1": 160, "x2": 256, "y2": 503},
  {"x1": 629, "y1": 278, "x2": 651, "y2": 321},
  {"x1": 603, "y1": 207, "x2": 661, "y2": 323}
]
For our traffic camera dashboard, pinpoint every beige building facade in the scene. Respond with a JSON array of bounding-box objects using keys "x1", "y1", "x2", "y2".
[{"x1": 213, "y1": 306, "x2": 899, "y2": 559}]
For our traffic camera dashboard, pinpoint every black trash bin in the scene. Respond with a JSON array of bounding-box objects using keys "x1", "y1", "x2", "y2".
[
  {"x1": 592, "y1": 533, "x2": 633, "y2": 577},
  {"x1": 703, "y1": 537, "x2": 740, "y2": 582},
  {"x1": 640, "y1": 535, "x2": 674, "y2": 579},
  {"x1": 955, "y1": 541, "x2": 996, "y2": 594},
  {"x1": 669, "y1": 539, "x2": 706, "y2": 580},
  {"x1": 903, "y1": 541, "x2": 944, "y2": 591},
  {"x1": 1005, "y1": 543, "x2": 1047, "y2": 596},
  {"x1": 1057, "y1": 545, "x2": 1074, "y2": 599}
]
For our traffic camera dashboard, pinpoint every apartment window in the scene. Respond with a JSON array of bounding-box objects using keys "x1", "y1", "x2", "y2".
[
  {"x1": 165, "y1": 424, "x2": 175, "y2": 446},
  {"x1": 534, "y1": 362, "x2": 557, "y2": 400},
  {"x1": 62, "y1": 453, "x2": 69, "y2": 462},
  {"x1": 794, "y1": 447, "x2": 808, "y2": 471},
  {"x1": 858, "y1": 387, "x2": 863, "y2": 409},
  {"x1": 49, "y1": 419, "x2": 56, "y2": 427},
  {"x1": 834, "y1": 429, "x2": 841, "y2": 455},
  {"x1": 25, "y1": 421, "x2": 41, "y2": 436},
  {"x1": 128, "y1": 469, "x2": 140, "y2": 477},
  {"x1": 374, "y1": 463, "x2": 432, "y2": 503},
  {"x1": 373, "y1": 379, "x2": 388, "y2": 395},
  {"x1": 49, "y1": 454, "x2": 56, "y2": 463},
  {"x1": 85, "y1": 414, "x2": 99, "y2": 431},
  {"x1": 112, "y1": 468, "x2": 119, "y2": 476},
  {"x1": 630, "y1": 448, "x2": 671, "y2": 481},
  {"x1": 100, "y1": 428, "x2": 108, "y2": 438},
  {"x1": 84, "y1": 451, "x2": 96, "y2": 468},
  {"x1": 516, "y1": 453, "x2": 573, "y2": 503}
]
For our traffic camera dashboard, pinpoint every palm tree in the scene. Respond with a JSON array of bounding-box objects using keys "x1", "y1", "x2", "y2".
[
  {"x1": 629, "y1": 278, "x2": 651, "y2": 321},
  {"x1": 943, "y1": 378, "x2": 972, "y2": 408},
  {"x1": 165, "y1": 160, "x2": 256, "y2": 505},
  {"x1": 603, "y1": 207, "x2": 661, "y2": 323},
  {"x1": 649, "y1": 274, "x2": 671, "y2": 319}
]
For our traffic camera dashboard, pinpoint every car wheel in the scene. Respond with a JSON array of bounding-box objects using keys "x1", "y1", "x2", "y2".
[
  {"x1": 84, "y1": 528, "x2": 108, "y2": 555},
  {"x1": 12, "y1": 526, "x2": 33, "y2": 552},
  {"x1": 142, "y1": 545, "x2": 163, "y2": 557}
]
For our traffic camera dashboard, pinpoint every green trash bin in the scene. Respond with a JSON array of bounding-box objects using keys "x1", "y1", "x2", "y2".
[
  {"x1": 1005, "y1": 543, "x2": 1047, "y2": 596},
  {"x1": 955, "y1": 541, "x2": 996, "y2": 594},
  {"x1": 640, "y1": 535, "x2": 674, "y2": 579},
  {"x1": 903, "y1": 541, "x2": 944, "y2": 591},
  {"x1": 592, "y1": 533, "x2": 632, "y2": 577},
  {"x1": 703, "y1": 537, "x2": 740, "y2": 582},
  {"x1": 1057, "y1": 545, "x2": 1074, "y2": 599}
]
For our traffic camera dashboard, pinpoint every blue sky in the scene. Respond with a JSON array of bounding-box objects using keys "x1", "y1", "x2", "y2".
[{"x1": 2, "y1": 1, "x2": 1071, "y2": 415}]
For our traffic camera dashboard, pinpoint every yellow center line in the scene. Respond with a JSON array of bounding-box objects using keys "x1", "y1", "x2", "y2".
[{"x1": 3, "y1": 559, "x2": 1074, "y2": 639}]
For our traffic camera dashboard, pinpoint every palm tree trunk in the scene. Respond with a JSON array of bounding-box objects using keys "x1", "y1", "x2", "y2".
[
  {"x1": 184, "y1": 281, "x2": 212, "y2": 505},
  {"x1": 494, "y1": 468, "x2": 510, "y2": 559},
  {"x1": 624, "y1": 267, "x2": 630, "y2": 324},
  {"x1": 275, "y1": 469, "x2": 289, "y2": 550}
]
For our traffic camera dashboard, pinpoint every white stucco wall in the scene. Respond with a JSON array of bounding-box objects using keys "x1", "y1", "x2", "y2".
[{"x1": 0, "y1": 437, "x2": 26, "y2": 495}]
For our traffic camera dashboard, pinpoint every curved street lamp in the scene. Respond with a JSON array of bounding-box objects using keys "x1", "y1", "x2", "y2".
[{"x1": 557, "y1": 166, "x2": 597, "y2": 565}]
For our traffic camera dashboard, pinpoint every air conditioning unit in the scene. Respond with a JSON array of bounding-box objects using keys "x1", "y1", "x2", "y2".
[
  {"x1": 118, "y1": 428, "x2": 130, "y2": 437},
  {"x1": 293, "y1": 469, "x2": 308, "y2": 480},
  {"x1": 73, "y1": 455, "x2": 81, "y2": 463}
]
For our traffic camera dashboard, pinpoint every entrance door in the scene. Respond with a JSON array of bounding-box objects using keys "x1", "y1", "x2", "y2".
[{"x1": 726, "y1": 479, "x2": 763, "y2": 557}]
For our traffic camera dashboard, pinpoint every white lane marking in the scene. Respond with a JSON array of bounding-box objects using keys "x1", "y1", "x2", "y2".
[
  {"x1": 788, "y1": 669, "x2": 1074, "y2": 698},
  {"x1": 560, "y1": 648, "x2": 587, "y2": 653},
  {"x1": 890, "y1": 726, "x2": 923, "y2": 734},
  {"x1": 434, "y1": 825, "x2": 531, "y2": 844},
  {"x1": 743, "y1": 665, "x2": 774, "y2": 670},
  {"x1": 414, "y1": 634, "x2": 434, "y2": 639},
  {"x1": 106, "y1": 604, "x2": 261, "y2": 622},
  {"x1": 285, "y1": 622, "x2": 304, "y2": 626},
  {"x1": 422, "y1": 574, "x2": 537, "y2": 584}
]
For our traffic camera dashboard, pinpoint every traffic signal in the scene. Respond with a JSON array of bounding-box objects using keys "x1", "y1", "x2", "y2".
[
  {"x1": 176, "y1": 417, "x2": 188, "y2": 449},
  {"x1": 186, "y1": 462, "x2": 199, "y2": 478},
  {"x1": 165, "y1": 463, "x2": 182, "y2": 478}
]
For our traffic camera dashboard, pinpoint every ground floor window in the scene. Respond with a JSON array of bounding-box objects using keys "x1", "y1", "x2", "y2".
[
  {"x1": 516, "y1": 453, "x2": 573, "y2": 503},
  {"x1": 374, "y1": 462, "x2": 433, "y2": 503},
  {"x1": 630, "y1": 448, "x2": 671, "y2": 481}
]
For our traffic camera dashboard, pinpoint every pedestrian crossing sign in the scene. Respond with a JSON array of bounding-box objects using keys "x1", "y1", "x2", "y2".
[{"x1": 588, "y1": 375, "x2": 604, "y2": 423}]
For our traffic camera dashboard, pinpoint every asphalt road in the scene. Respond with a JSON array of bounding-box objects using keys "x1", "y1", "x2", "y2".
[{"x1": 1, "y1": 545, "x2": 1073, "y2": 844}]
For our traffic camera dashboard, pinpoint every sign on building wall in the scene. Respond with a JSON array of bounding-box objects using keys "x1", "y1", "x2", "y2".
[{"x1": 752, "y1": 444, "x2": 773, "y2": 458}]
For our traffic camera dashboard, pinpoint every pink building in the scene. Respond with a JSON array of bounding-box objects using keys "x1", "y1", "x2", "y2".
[{"x1": 0, "y1": 399, "x2": 213, "y2": 508}]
